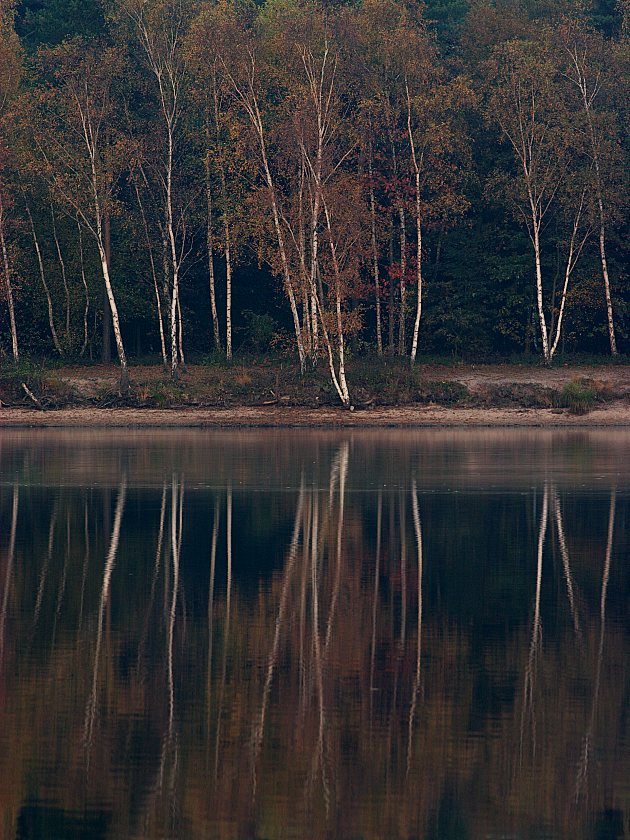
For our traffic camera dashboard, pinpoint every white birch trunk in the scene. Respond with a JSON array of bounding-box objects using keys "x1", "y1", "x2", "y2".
[
  {"x1": 50, "y1": 203, "x2": 70, "y2": 341},
  {"x1": 25, "y1": 203, "x2": 62, "y2": 355},
  {"x1": 599, "y1": 205, "x2": 617, "y2": 355},
  {"x1": 176, "y1": 292, "x2": 185, "y2": 366},
  {"x1": 166, "y1": 130, "x2": 180, "y2": 381},
  {"x1": 297, "y1": 163, "x2": 312, "y2": 354},
  {"x1": 406, "y1": 87, "x2": 423, "y2": 364},
  {"x1": 218, "y1": 159, "x2": 233, "y2": 361},
  {"x1": 398, "y1": 206, "x2": 407, "y2": 356},
  {"x1": 72, "y1": 80, "x2": 127, "y2": 388},
  {"x1": 549, "y1": 188, "x2": 589, "y2": 360},
  {"x1": 133, "y1": 9, "x2": 185, "y2": 380},
  {"x1": 205, "y1": 151, "x2": 221, "y2": 353},
  {"x1": 323, "y1": 199, "x2": 351, "y2": 408},
  {"x1": 91, "y1": 166, "x2": 127, "y2": 390},
  {"x1": 309, "y1": 139, "x2": 323, "y2": 359},
  {"x1": 225, "y1": 59, "x2": 305, "y2": 370},
  {"x1": 388, "y1": 216, "x2": 395, "y2": 353},
  {"x1": 368, "y1": 130, "x2": 382, "y2": 356},
  {"x1": 531, "y1": 212, "x2": 550, "y2": 363},
  {"x1": 410, "y1": 185, "x2": 422, "y2": 364},
  {"x1": 0, "y1": 193, "x2": 18, "y2": 362},
  {"x1": 77, "y1": 218, "x2": 90, "y2": 357},
  {"x1": 569, "y1": 48, "x2": 618, "y2": 355},
  {"x1": 134, "y1": 181, "x2": 167, "y2": 368},
  {"x1": 225, "y1": 220, "x2": 232, "y2": 360},
  {"x1": 256, "y1": 123, "x2": 305, "y2": 370},
  {"x1": 97, "y1": 238, "x2": 128, "y2": 392}
]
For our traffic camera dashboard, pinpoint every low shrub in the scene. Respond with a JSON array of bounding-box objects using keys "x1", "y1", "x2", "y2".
[{"x1": 558, "y1": 379, "x2": 597, "y2": 415}]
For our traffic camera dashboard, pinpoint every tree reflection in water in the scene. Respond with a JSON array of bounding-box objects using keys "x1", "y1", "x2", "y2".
[{"x1": 0, "y1": 430, "x2": 628, "y2": 840}]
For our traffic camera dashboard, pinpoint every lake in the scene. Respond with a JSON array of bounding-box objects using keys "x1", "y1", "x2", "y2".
[{"x1": 0, "y1": 429, "x2": 628, "y2": 840}]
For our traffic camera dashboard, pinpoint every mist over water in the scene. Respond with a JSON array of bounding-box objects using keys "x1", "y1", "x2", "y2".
[{"x1": 0, "y1": 430, "x2": 628, "y2": 840}]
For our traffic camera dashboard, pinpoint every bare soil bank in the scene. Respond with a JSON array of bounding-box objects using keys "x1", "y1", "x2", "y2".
[
  {"x1": 2, "y1": 362, "x2": 630, "y2": 425},
  {"x1": 2, "y1": 402, "x2": 630, "y2": 428}
]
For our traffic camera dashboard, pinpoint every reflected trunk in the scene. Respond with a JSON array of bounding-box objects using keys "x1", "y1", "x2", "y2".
[{"x1": 84, "y1": 479, "x2": 126, "y2": 758}]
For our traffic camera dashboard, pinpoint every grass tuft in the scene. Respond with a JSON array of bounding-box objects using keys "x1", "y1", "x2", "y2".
[{"x1": 558, "y1": 379, "x2": 597, "y2": 415}]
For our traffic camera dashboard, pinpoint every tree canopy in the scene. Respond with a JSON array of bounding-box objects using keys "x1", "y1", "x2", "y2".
[{"x1": 0, "y1": 0, "x2": 628, "y2": 402}]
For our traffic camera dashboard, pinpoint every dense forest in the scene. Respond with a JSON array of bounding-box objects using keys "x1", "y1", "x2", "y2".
[{"x1": 0, "y1": 0, "x2": 628, "y2": 402}]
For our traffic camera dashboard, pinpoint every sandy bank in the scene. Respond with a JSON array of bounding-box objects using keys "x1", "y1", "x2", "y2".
[{"x1": 2, "y1": 402, "x2": 630, "y2": 428}]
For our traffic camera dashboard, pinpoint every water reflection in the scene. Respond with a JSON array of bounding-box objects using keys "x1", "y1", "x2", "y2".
[{"x1": 0, "y1": 430, "x2": 628, "y2": 840}]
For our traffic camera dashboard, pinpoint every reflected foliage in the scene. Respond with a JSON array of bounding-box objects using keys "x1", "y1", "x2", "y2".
[{"x1": 0, "y1": 431, "x2": 629, "y2": 839}]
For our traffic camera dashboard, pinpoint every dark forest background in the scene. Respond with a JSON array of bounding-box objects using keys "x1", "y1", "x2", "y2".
[{"x1": 0, "y1": 0, "x2": 628, "y2": 378}]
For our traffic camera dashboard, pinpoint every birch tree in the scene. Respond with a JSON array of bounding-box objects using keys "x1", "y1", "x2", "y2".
[
  {"x1": 560, "y1": 26, "x2": 625, "y2": 355},
  {"x1": 211, "y1": 2, "x2": 307, "y2": 371},
  {"x1": 187, "y1": 7, "x2": 253, "y2": 361},
  {"x1": 291, "y1": 21, "x2": 356, "y2": 406},
  {"x1": 34, "y1": 42, "x2": 129, "y2": 391},
  {"x1": 0, "y1": 1, "x2": 22, "y2": 361},
  {"x1": 353, "y1": 0, "x2": 472, "y2": 361},
  {"x1": 403, "y1": 74, "x2": 473, "y2": 363},
  {"x1": 485, "y1": 38, "x2": 591, "y2": 363},
  {"x1": 125, "y1": 0, "x2": 191, "y2": 381}
]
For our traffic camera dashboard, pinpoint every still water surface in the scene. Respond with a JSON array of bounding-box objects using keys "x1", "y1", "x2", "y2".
[{"x1": 0, "y1": 429, "x2": 628, "y2": 840}]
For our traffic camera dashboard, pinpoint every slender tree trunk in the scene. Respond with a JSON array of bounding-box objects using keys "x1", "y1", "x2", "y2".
[
  {"x1": 405, "y1": 87, "x2": 423, "y2": 365},
  {"x1": 398, "y1": 206, "x2": 407, "y2": 355},
  {"x1": 50, "y1": 203, "x2": 70, "y2": 342},
  {"x1": 322, "y1": 198, "x2": 351, "y2": 409},
  {"x1": 25, "y1": 202, "x2": 62, "y2": 355},
  {"x1": 368, "y1": 130, "x2": 382, "y2": 356},
  {"x1": 176, "y1": 293, "x2": 185, "y2": 366},
  {"x1": 161, "y1": 223, "x2": 170, "y2": 309},
  {"x1": 571, "y1": 53, "x2": 618, "y2": 355},
  {"x1": 134, "y1": 181, "x2": 167, "y2": 368},
  {"x1": 77, "y1": 218, "x2": 90, "y2": 357},
  {"x1": 165, "y1": 129, "x2": 180, "y2": 382},
  {"x1": 218, "y1": 156, "x2": 232, "y2": 362},
  {"x1": 530, "y1": 209, "x2": 550, "y2": 363},
  {"x1": 90, "y1": 157, "x2": 128, "y2": 392},
  {"x1": 598, "y1": 204, "x2": 617, "y2": 355},
  {"x1": 548, "y1": 243, "x2": 560, "y2": 343},
  {"x1": 549, "y1": 188, "x2": 588, "y2": 360},
  {"x1": 410, "y1": 200, "x2": 422, "y2": 363},
  {"x1": 0, "y1": 193, "x2": 18, "y2": 362},
  {"x1": 259, "y1": 130, "x2": 305, "y2": 371},
  {"x1": 234, "y1": 78, "x2": 305, "y2": 370},
  {"x1": 102, "y1": 208, "x2": 112, "y2": 363},
  {"x1": 225, "y1": 221, "x2": 232, "y2": 360},
  {"x1": 97, "y1": 238, "x2": 128, "y2": 392},
  {"x1": 205, "y1": 151, "x2": 221, "y2": 353},
  {"x1": 388, "y1": 216, "x2": 395, "y2": 354},
  {"x1": 309, "y1": 143, "x2": 324, "y2": 360},
  {"x1": 297, "y1": 163, "x2": 312, "y2": 355}
]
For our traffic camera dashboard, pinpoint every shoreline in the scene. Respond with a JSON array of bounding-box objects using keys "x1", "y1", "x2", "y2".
[{"x1": 2, "y1": 402, "x2": 630, "y2": 428}]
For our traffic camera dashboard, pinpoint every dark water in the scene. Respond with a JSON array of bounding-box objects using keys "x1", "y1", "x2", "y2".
[{"x1": 0, "y1": 429, "x2": 628, "y2": 840}]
